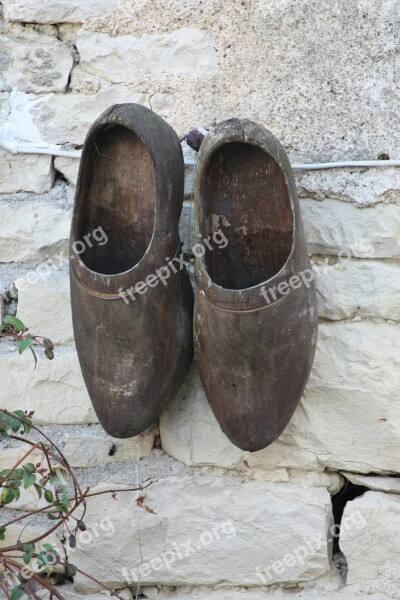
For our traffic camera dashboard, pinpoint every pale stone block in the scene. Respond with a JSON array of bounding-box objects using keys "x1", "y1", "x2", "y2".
[
  {"x1": 0, "y1": 35, "x2": 73, "y2": 93},
  {"x1": 0, "y1": 198, "x2": 70, "y2": 263},
  {"x1": 16, "y1": 268, "x2": 73, "y2": 345},
  {"x1": 314, "y1": 258, "x2": 400, "y2": 321},
  {"x1": 0, "y1": 148, "x2": 54, "y2": 194},
  {"x1": 30, "y1": 87, "x2": 146, "y2": 145},
  {"x1": 2, "y1": 0, "x2": 120, "y2": 24},
  {"x1": 342, "y1": 472, "x2": 400, "y2": 495},
  {"x1": 285, "y1": 321, "x2": 400, "y2": 474},
  {"x1": 340, "y1": 492, "x2": 400, "y2": 597},
  {"x1": 296, "y1": 167, "x2": 400, "y2": 206},
  {"x1": 55, "y1": 156, "x2": 79, "y2": 185},
  {"x1": 63, "y1": 428, "x2": 156, "y2": 468},
  {"x1": 77, "y1": 28, "x2": 217, "y2": 84},
  {"x1": 67, "y1": 477, "x2": 332, "y2": 591},
  {"x1": 0, "y1": 348, "x2": 96, "y2": 425},
  {"x1": 302, "y1": 199, "x2": 400, "y2": 259},
  {"x1": 153, "y1": 590, "x2": 389, "y2": 600},
  {"x1": 0, "y1": 523, "x2": 63, "y2": 570},
  {"x1": 159, "y1": 365, "x2": 321, "y2": 473}
]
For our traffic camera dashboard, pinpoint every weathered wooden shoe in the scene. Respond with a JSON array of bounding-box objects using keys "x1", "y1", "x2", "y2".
[
  {"x1": 194, "y1": 119, "x2": 318, "y2": 452},
  {"x1": 70, "y1": 104, "x2": 193, "y2": 438}
]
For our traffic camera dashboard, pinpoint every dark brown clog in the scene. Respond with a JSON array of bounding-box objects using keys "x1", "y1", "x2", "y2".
[
  {"x1": 194, "y1": 119, "x2": 318, "y2": 452},
  {"x1": 70, "y1": 103, "x2": 193, "y2": 438}
]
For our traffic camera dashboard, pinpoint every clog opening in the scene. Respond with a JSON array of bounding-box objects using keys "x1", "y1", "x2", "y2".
[
  {"x1": 75, "y1": 124, "x2": 155, "y2": 275},
  {"x1": 201, "y1": 141, "x2": 293, "y2": 290}
]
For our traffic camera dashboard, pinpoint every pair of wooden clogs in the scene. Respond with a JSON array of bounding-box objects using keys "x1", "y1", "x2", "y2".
[{"x1": 70, "y1": 104, "x2": 317, "y2": 452}]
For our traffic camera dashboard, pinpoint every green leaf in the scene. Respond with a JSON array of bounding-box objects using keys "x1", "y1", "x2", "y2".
[
  {"x1": 22, "y1": 547, "x2": 35, "y2": 564},
  {"x1": 44, "y1": 489, "x2": 54, "y2": 503},
  {"x1": 34, "y1": 483, "x2": 43, "y2": 499},
  {"x1": 66, "y1": 564, "x2": 77, "y2": 577},
  {"x1": 3, "y1": 315, "x2": 26, "y2": 332},
  {"x1": 23, "y1": 471, "x2": 36, "y2": 489},
  {"x1": 11, "y1": 411, "x2": 33, "y2": 435},
  {"x1": 43, "y1": 543, "x2": 54, "y2": 552},
  {"x1": 23, "y1": 552, "x2": 33, "y2": 565},
  {"x1": 12, "y1": 410, "x2": 26, "y2": 419},
  {"x1": 29, "y1": 346, "x2": 38, "y2": 370},
  {"x1": 37, "y1": 549, "x2": 48, "y2": 569},
  {"x1": 1, "y1": 488, "x2": 15, "y2": 505},
  {"x1": 12, "y1": 487, "x2": 21, "y2": 502},
  {"x1": 10, "y1": 587, "x2": 24, "y2": 600},
  {"x1": 45, "y1": 348, "x2": 55, "y2": 360},
  {"x1": 47, "y1": 511, "x2": 59, "y2": 520},
  {"x1": 0, "y1": 468, "x2": 10, "y2": 479},
  {"x1": 23, "y1": 463, "x2": 35, "y2": 475},
  {"x1": 0, "y1": 526, "x2": 6, "y2": 541},
  {"x1": 18, "y1": 337, "x2": 34, "y2": 355}
]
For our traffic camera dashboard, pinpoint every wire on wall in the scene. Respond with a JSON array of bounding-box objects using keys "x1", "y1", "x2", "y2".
[{"x1": 1, "y1": 139, "x2": 400, "y2": 171}]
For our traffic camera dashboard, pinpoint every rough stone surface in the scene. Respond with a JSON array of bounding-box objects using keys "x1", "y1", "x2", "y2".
[
  {"x1": 0, "y1": 148, "x2": 54, "y2": 194},
  {"x1": 162, "y1": 321, "x2": 400, "y2": 476},
  {"x1": 302, "y1": 199, "x2": 400, "y2": 259},
  {"x1": 63, "y1": 428, "x2": 157, "y2": 467},
  {"x1": 0, "y1": 1, "x2": 399, "y2": 596},
  {"x1": 78, "y1": 0, "x2": 400, "y2": 162},
  {"x1": 0, "y1": 447, "x2": 53, "y2": 511},
  {"x1": 151, "y1": 591, "x2": 389, "y2": 600},
  {"x1": 160, "y1": 366, "x2": 322, "y2": 473},
  {"x1": 68, "y1": 477, "x2": 332, "y2": 591},
  {"x1": 180, "y1": 198, "x2": 400, "y2": 260},
  {"x1": 340, "y1": 492, "x2": 400, "y2": 597},
  {"x1": 0, "y1": 34, "x2": 73, "y2": 93},
  {"x1": 295, "y1": 168, "x2": 400, "y2": 206},
  {"x1": 313, "y1": 258, "x2": 400, "y2": 321},
  {"x1": 30, "y1": 87, "x2": 146, "y2": 145},
  {"x1": 0, "y1": 348, "x2": 96, "y2": 425},
  {"x1": 0, "y1": 523, "x2": 62, "y2": 569},
  {"x1": 54, "y1": 156, "x2": 80, "y2": 185},
  {"x1": 16, "y1": 268, "x2": 73, "y2": 345},
  {"x1": 0, "y1": 196, "x2": 70, "y2": 263},
  {"x1": 342, "y1": 472, "x2": 400, "y2": 495},
  {"x1": 285, "y1": 321, "x2": 400, "y2": 474},
  {"x1": 59, "y1": 586, "x2": 133, "y2": 600},
  {"x1": 2, "y1": 0, "x2": 121, "y2": 24},
  {"x1": 77, "y1": 28, "x2": 217, "y2": 84}
]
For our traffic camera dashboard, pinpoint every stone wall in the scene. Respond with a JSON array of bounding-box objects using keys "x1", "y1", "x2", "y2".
[{"x1": 0, "y1": 1, "x2": 399, "y2": 599}]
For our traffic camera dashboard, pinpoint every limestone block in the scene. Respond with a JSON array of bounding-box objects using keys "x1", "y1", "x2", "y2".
[
  {"x1": 63, "y1": 429, "x2": 156, "y2": 468},
  {"x1": 2, "y1": 0, "x2": 120, "y2": 24},
  {"x1": 0, "y1": 348, "x2": 96, "y2": 425},
  {"x1": 301, "y1": 199, "x2": 400, "y2": 259},
  {"x1": 0, "y1": 148, "x2": 54, "y2": 194},
  {"x1": 285, "y1": 321, "x2": 400, "y2": 474},
  {"x1": 314, "y1": 258, "x2": 400, "y2": 321},
  {"x1": 0, "y1": 198, "x2": 70, "y2": 263},
  {"x1": 30, "y1": 87, "x2": 146, "y2": 145},
  {"x1": 295, "y1": 167, "x2": 400, "y2": 206},
  {"x1": 340, "y1": 491, "x2": 400, "y2": 598},
  {"x1": 77, "y1": 28, "x2": 217, "y2": 84},
  {"x1": 16, "y1": 268, "x2": 73, "y2": 345},
  {"x1": 159, "y1": 365, "x2": 321, "y2": 473},
  {"x1": 67, "y1": 477, "x2": 332, "y2": 591},
  {"x1": 54, "y1": 156, "x2": 79, "y2": 185},
  {"x1": 342, "y1": 472, "x2": 400, "y2": 495},
  {"x1": 0, "y1": 35, "x2": 73, "y2": 93}
]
